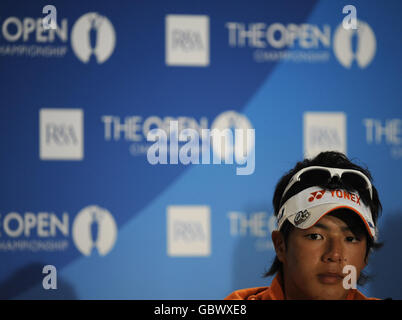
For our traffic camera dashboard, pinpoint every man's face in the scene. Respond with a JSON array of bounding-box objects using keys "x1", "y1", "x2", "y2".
[{"x1": 275, "y1": 214, "x2": 368, "y2": 300}]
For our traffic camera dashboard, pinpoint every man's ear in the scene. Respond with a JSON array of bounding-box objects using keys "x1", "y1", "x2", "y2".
[
  {"x1": 272, "y1": 231, "x2": 286, "y2": 263},
  {"x1": 363, "y1": 253, "x2": 369, "y2": 267},
  {"x1": 363, "y1": 248, "x2": 370, "y2": 267}
]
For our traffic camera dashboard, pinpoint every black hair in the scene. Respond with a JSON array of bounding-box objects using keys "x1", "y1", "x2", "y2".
[{"x1": 264, "y1": 151, "x2": 383, "y2": 285}]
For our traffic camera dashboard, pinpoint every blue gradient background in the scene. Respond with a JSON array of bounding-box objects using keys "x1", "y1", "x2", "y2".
[{"x1": 0, "y1": 0, "x2": 401, "y2": 299}]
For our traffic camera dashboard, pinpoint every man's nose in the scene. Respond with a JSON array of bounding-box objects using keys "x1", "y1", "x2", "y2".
[{"x1": 322, "y1": 238, "x2": 345, "y2": 263}]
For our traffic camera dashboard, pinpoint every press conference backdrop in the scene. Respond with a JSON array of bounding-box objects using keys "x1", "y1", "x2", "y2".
[{"x1": 0, "y1": 0, "x2": 401, "y2": 300}]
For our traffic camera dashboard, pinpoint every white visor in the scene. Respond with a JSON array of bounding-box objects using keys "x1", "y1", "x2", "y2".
[{"x1": 277, "y1": 186, "x2": 377, "y2": 239}]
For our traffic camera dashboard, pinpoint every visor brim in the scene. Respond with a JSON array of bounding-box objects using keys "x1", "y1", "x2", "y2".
[{"x1": 287, "y1": 203, "x2": 375, "y2": 239}]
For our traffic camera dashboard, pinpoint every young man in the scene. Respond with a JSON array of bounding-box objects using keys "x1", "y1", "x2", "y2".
[{"x1": 225, "y1": 151, "x2": 383, "y2": 300}]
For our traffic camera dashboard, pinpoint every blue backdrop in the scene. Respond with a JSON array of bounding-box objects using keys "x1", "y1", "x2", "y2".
[{"x1": 0, "y1": 0, "x2": 401, "y2": 299}]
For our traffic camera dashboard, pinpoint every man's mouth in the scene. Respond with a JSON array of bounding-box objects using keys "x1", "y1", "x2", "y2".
[{"x1": 317, "y1": 272, "x2": 344, "y2": 284}]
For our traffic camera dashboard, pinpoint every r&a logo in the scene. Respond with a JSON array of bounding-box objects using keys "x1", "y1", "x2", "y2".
[
  {"x1": 39, "y1": 108, "x2": 84, "y2": 160},
  {"x1": 165, "y1": 14, "x2": 210, "y2": 66},
  {"x1": 303, "y1": 112, "x2": 347, "y2": 159},
  {"x1": 167, "y1": 205, "x2": 211, "y2": 257}
]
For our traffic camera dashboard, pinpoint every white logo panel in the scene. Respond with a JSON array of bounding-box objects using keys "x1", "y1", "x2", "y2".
[
  {"x1": 167, "y1": 205, "x2": 211, "y2": 257},
  {"x1": 40, "y1": 108, "x2": 83, "y2": 160},
  {"x1": 165, "y1": 15, "x2": 209, "y2": 66},
  {"x1": 304, "y1": 112, "x2": 347, "y2": 159}
]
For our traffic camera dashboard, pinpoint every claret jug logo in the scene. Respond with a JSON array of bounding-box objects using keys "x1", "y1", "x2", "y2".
[
  {"x1": 333, "y1": 19, "x2": 376, "y2": 69},
  {"x1": 71, "y1": 12, "x2": 116, "y2": 64},
  {"x1": 72, "y1": 205, "x2": 117, "y2": 256}
]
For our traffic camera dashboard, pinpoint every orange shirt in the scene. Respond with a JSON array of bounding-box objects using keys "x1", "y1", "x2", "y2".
[{"x1": 224, "y1": 273, "x2": 380, "y2": 300}]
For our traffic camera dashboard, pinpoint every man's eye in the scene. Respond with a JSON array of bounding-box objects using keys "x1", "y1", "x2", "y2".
[
  {"x1": 346, "y1": 236, "x2": 360, "y2": 243},
  {"x1": 305, "y1": 234, "x2": 323, "y2": 240}
]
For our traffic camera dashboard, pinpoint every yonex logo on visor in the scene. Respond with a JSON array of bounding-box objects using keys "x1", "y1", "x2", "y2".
[
  {"x1": 308, "y1": 190, "x2": 326, "y2": 202},
  {"x1": 308, "y1": 189, "x2": 361, "y2": 205},
  {"x1": 329, "y1": 190, "x2": 361, "y2": 205}
]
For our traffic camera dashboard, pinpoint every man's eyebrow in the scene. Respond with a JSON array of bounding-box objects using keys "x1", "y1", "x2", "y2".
[
  {"x1": 311, "y1": 223, "x2": 352, "y2": 232},
  {"x1": 311, "y1": 223, "x2": 329, "y2": 230}
]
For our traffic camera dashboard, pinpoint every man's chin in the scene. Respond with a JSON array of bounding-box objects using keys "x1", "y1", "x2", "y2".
[{"x1": 310, "y1": 285, "x2": 349, "y2": 300}]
